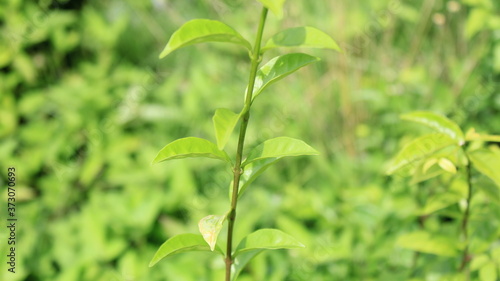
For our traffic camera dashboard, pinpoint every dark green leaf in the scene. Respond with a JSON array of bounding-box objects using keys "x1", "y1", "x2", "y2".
[
  {"x1": 149, "y1": 234, "x2": 222, "y2": 267},
  {"x1": 159, "y1": 19, "x2": 251, "y2": 58},
  {"x1": 401, "y1": 111, "x2": 465, "y2": 145},
  {"x1": 263, "y1": 26, "x2": 341, "y2": 52},
  {"x1": 213, "y1": 108, "x2": 240, "y2": 150},
  {"x1": 251, "y1": 53, "x2": 319, "y2": 101},
  {"x1": 242, "y1": 137, "x2": 319, "y2": 167},
  {"x1": 234, "y1": 228, "x2": 304, "y2": 257},
  {"x1": 386, "y1": 133, "x2": 457, "y2": 175},
  {"x1": 152, "y1": 137, "x2": 231, "y2": 164}
]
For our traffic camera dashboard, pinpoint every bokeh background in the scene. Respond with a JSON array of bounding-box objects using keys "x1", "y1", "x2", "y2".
[{"x1": 1, "y1": 0, "x2": 499, "y2": 280}]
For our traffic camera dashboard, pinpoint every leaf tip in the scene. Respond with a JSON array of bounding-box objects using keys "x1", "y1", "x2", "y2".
[
  {"x1": 148, "y1": 259, "x2": 157, "y2": 268},
  {"x1": 159, "y1": 48, "x2": 171, "y2": 59}
]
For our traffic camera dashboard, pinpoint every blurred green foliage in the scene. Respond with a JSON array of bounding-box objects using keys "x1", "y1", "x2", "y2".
[{"x1": 0, "y1": 0, "x2": 499, "y2": 280}]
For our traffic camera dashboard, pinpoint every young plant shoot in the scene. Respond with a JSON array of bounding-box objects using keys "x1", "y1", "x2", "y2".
[
  {"x1": 386, "y1": 111, "x2": 500, "y2": 279},
  {"x1": 149, "y1": 1, "x2": 340, "y2": 280}
]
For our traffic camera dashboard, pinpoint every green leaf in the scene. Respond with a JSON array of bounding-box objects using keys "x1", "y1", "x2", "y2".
[
  {"x1": 198, "y1": 214, "x2": 226, "y2": 251},
  {"x1": 423, "y1": 158, "x2": 438, "y2": 174},
  {"x1": 237, "y1": 158, "x2": 280, "y2": 198},
  {"x1": 159, "y1": 19, "x2": 251, "y2": 58},
  {"x1": 469, "y1": 149, "x2": 500, "y2": 188},
  {"x1": 401, "y1": 111, "x2": 465, "y2": 146},
  {"x1": 231, "y1": 250, "x2": 264, "y2": 281},
  {"x1": 386, "y1": 133, "x2": 457, "y2": 175},
  {"x1": 438, "y1": 158, "x2": 457, "y2": 174},
  {"x1": 152, "y1": 137, "x2": 231, "y2": 164},
  {"x1": 465, "y1": 128, "x2": 500, "y2": 142},
  {"x1": 251, "y1": 53, "x2": 319, "y2": 102},
  {"x1": 396, "y1": 231, "x2": 459, "y2": 256},
  {"x1": 479, "y1": 262, "x2": 497, "y2": 281},
  {"x1": 419, "y1": 190, "x2": 464, "y2": 215},
  {"x1": 149, "y1": 234, "x2": 222, "y2": 267},
  {"x1": 213, "y1": 108, "x2": 240, "y2": 150},
  {"x1": 256, "y1": 0, "x2": 287, "y2": 18},
  {"x1": 234, "y1": 228, "x2": 305, "y2": 257},
  {"x1": 242, "y1": 137, "x2": 319, "y2": 167},
  {"x1": 471, "y1": 254, "x2": 491, "y2": 271},
  {"x1": 263, "y1": 26, "x2": 341, "y2": 52}
]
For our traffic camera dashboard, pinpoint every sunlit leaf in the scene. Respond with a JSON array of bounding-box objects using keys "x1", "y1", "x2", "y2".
[
  {"x1": 423, "y1": 158, "x2": 438, "y2": 174},
  {"x1": 234, "y1": 228, "x2": 304, "y2": 257},
  {"x1": 256, "y1": 0, "x2": 287, "y2": 18},
  {"x1": 198, "y1": 214, "x2": 226, "y2": 251},
  {"x1": 213, "y1": 108, "x2": 240, "y2": 150},
  {"x1": 465, "y1": 128, "x2": 500, "y2": 142},
  {"x1": 396, "y1": 231, "x2": 459, "y2": 256},
  {"x1": 386, "y1": 133, "x2": 457, "y2": 175},
  {"x1": 438, "y1": 158, "x2": 457, "y2": 174},
  {"x1": 152, "y1": 137, "x2": 231, "y2": 164},
  {"x1": 479, "y1": 262, "x2": 497, "y2": 281},
  {"x1": 159, "y1": 19, "x2": 251, "y2": 58},
  {"x1": 263, "y1": 26, "x2": 341, "y2": 52},
  {"x1": 149, "y1": 234, "x2": 222, "y2": 267},
  {"x1": 401, "y1": 111, "x2": 465, "y2": 145},
  {"x1": 242, "y1": 137, "x2": 319, "y2": 167},
  {"x1": 471, "y1": 255, "x2": 491, "y2": 271},
  {"x1": 411, "y1": 162, "x2": 445, "y2": 185},
  {"x1": 468, "y1": 149, "x2": 500, "y2": 188},
  {"x1": 465, "y1": 8, "x2": 490, "y2": 39},
  {"x1": 251, "y1": 53, "x2": 319, "y2": 101},
  {"x1": 231, "y1": 250, "x2": 264, "y2": 281}
]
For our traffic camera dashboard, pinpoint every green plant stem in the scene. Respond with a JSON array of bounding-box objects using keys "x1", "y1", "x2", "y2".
[
  {"x1": 459, "y1": 154, "x2": 473, "y2": 276},
  {"x1": 225, "y1": 7, "x2": 268, "y2": 281}
]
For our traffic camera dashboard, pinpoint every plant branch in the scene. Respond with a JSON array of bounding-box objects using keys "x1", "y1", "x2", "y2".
[
  {"x1": 459, "y1": 152, "x2": 473, "y2": 276},
  {"x1": 225, "y1": 7, "x2": 268, "y2": 281}
]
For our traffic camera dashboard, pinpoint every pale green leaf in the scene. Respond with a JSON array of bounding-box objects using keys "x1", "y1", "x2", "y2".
[
  {"x1": 492, "y1": 247, "x2": 500, "y2": 263},
  {"x1": 479, "y1": 262, "x2": 497, "y2": 281},
  {"x1": 396, "y1": 231, "x2": 459, "y2": 256},
  {"x1": 401, "y1": 111, "x2": 465, "y2": 145},
  {"x1": 251, "y1": 53, "x2": 319, "y2": 101},
  {"x1": 469, "y1": 149, "x2": 500, "y2": 188},
  {"x1": 423, "y1": 158, "x2": 438, "y2": 174},
  {"x1": 234, "y1": 228, "x2": 304, "y2": 257},
  {"x1": 152, "y1": 137, "x2": 231, "y2": 164},
  {"x1": 242, "y1": 137, "x2": 319, "y2": 167},
  {"x1": 465, "y1": 8, "x2": 490, "y2": 39},
  {"x1": 438, "y1": 158, "x2": 457, "y2": 174},
  {"x1": 159, "y1": 19, "x2": 251, "y2": 58},
  {"x1": 213, "y1": 108, "x2": 240, "y2": 150},
  {"x1": 263, "y1": 26, "x2": 341, "y2": 52},
  {"x1": 256, "y1": 0, "x2": 286, "y2": 18},
  {"x1": 149, "y1": 234, "x2": 222, "y2": 267},
  {"x1": 411, "y1": 161, "x2": 445, "y2": 185},
  {"x1": 231, "y1": 250, "x2": 264, "y2": 281},
  {"x1": 386, "y1": 133, "x2": 457, "y2": 175},
  {"x1": 471, "y1": 254, "x2": 490, "y2": 271},
  {"x1": 198, "y1": 214, "x2": 226, "y2": 251},
  {"x1": 465, "y1": 128, "x2": 500, "y2": 142}
]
